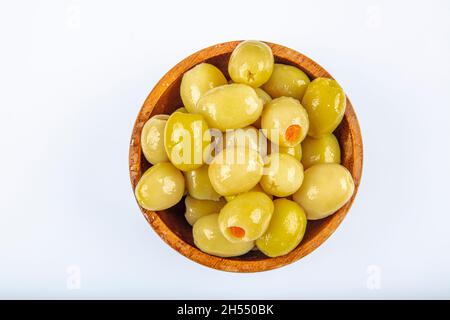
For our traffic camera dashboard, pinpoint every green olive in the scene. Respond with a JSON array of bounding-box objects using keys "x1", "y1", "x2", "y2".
[
  {"x1": 260, "y1": 153, "x2": 304, "y2": 197},
  {"x1": 223, "y1": 126, "x2": 267, "y2": 155},
  {"x1": 184, "y1": 196, "x2": 226, "y2": 226},
  {"x1": 301, "y1": 134, "x2": 341, "y2": 169},
  {"x1": 218, "y1": 192, "x2": 274, "y2": 242},
  {"x1": 174, "y1": 107, "x2": 188, "y2": 113},
  {"x1": 180, "y1": 63, "x2": 227, "y2": 114},
  {"x1": 224, "y1": 183, "x2": 273, "y2": 202},
  {"x1": 278, "y1": 144, "x2": 302, "y2": 162},
  {"x1": 134, "y1": 162, "x2": 185, "y2": 211},
  {"x1": 164, "y1": 111, "x2": 211, "y2": 171},
  {"x1": 193, "y1": 214, "x2": 254, "y2": 257},
  {"x1": 141, "y1": 114, "x2": 169, "y2": 165},
  {"x1": 252, "y1": 88, "x2": 272, "y2": 128},
  {"x1": 184, "y1": 165, "x2": 221, "y2": 201},
  {"x1": 261, "y1": 96, "x2": 309, "y2": 147},
  {"x1": 262, "y1": 64, "x2": 310, "y2": 100},
  {"x1": 208, "y1": 146, "x2": 264, "y2": 196},
  {"x1": 255, "y1": 87, "x2": 272, "y2": 104},
  {"x1": 228, "y1": 40, "x2": 274, "y2": 88},
  {"x1": 197, "y1": 84, "x2": 263, "y2": 131},
  {"x1": 301, "y1": 77, "x2": 346, "y2": 138},
  {"x1": 256, "y1": 199, "x2": 307, "y2": 257},
  {"x1": 293, "y1": 164, "x2": 354, "y2": 220}
]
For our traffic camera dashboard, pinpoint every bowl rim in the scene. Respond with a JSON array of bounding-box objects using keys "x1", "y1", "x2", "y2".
[{"x1": 129, "y1": 40, "x2": 363, "y2": 273}]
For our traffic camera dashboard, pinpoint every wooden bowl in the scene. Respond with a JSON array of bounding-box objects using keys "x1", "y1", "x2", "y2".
[{"x1": 129, "y1": 41, "x2": 363, "y2": 272}]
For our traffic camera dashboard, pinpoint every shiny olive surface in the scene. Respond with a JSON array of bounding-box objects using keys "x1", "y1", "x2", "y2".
[
  {"x1": 224, "y1": 183, "x2": 273, "y2": 202},
  {"x1": 141, "y1": 114, "x2": 169, "y2": 165},
  {"x1": 184, "y1": 196, "x2": 226, "y2": 226},
  {"x1": 164, "y1": 111, "x2": 211, "y2": 172},
  {"x1": 252, "y1": 88, "x2": 272, "y2": 128},
  {"x1": 135, "y1": 162, "x2": 185, "y2": 211},
  {"x1": 180, "y1": 63, "x2": 227, "y2": 114},
  {"x1": 260, "y1": 153, "x2": 304, "y2": 197},
  {"x1": 262, "y1": 64, "x2": 310, "y2": 100},
  {"x1": 208, "y1": 146, "x2": 264, "y2": 196},
  {"x1": 293, "y1": 164, "x2": 354, "y2": 220},
  {"x1": 278, "y1": 144, "x2": 302, "y2": 162},
  {"x1": 174, "y1": 107, "x2": 188, "y2": 113},
  {"x1": 301, "y1": 134, "x2": 341, "y2": 169},
  {"x1": 197, "y1": 84, "x2": 263, "y2": 131},
  {"x1": 223, "y1": 126, "x2": 267, "y2": 155},
  {"x1": 184, "y1": 165, "x2": 221, "y2": 201},
  {"x1": 228, "y1": 40, "x2": 274, "y2": 88},
  {"x1": 218, "y1": 192, "x2": 274, "y2": 243},
  {"x1": 256, "y1": 199, "x2": 307, "y2": 257},
  {"x1": 193, "y1": 214, "x2": 254, "y2": 257},
  {"x1": 255, "y1": 87, "x2": 272, "y2": 104},
  {"x1": 261, "y1": 96, "x2": 309, "y2": 147},
  {"x1": 302, "y1": 77, "x2": 346, "y2": 138}
]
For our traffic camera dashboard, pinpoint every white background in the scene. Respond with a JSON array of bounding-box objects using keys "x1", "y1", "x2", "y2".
[{"x1": 1, "y1": 0, "x2": 449, "y2": 299}]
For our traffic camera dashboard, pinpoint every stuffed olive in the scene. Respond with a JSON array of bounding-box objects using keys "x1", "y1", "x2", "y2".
[
  {"x1": 134, "y1": 162, "x2": 185, "y2": 211},
  {"x1": 164, "y1": 111, "x2": 211, "y2": 171},
  {"x1": 262, "y1": 63, "x2": 310, "y2": 100},
  {"x1": 184, "y1": 165, "x2": 221, "y2": 201},
  {"x1": 185, "y1": 196, "x2": 226, "y2": 226},
  {"x1": 197, "y1": 84, "x2": 263, "y2": 131},
  {"x1": 218, "y1": 192, "x2": 274, "y2": 243},
  {"x1": 208, "y1": 146, "x2": 264, "y2": 196},
  {"x1": 141, "y1": 114, "x2": 170, "y2": 165},
  {"x1": 260, "y1": 153, "x2": 304, "y2": 197},
  {"x1": 180, "y1": 63, "x2": 227, "y2": 114},
  {"x1": 261, "y1": 97, "x2": 309, "y2": 147},
  {"x1": 252, "y1": 88, "x2": 272, "y2": 129},
  {"x1": 256, "y1": 199, "x2": 307, "y2": 257},
  {"x1": 193, "y1": 214, "x2": 254, "y2": 257},
  {"x1": 301, "y1": 133, "x2": 341, "y2": 169},
  {"x1": 228, "y1": 40, "x2": 274, "y2": 88},
  {"x1": 293, "y1": 164, "x2": 354, "y2": 220},
  {"x1": 302, "y1": 77, "x2": 346, "y2": 138}
]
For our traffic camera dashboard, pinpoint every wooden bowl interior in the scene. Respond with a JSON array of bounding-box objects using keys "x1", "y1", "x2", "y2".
[{"x1": 130, "y1": 42, "x2": 362, "y2": 271}]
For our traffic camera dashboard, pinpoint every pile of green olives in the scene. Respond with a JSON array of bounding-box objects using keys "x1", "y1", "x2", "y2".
[{"x1": 134, "y1": 40, "x2": 355, "y2": 259}]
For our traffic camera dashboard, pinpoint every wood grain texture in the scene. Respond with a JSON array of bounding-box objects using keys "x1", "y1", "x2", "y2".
[{"x1": 129, "y1": 41, "x2": 363, "y2": 272}]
